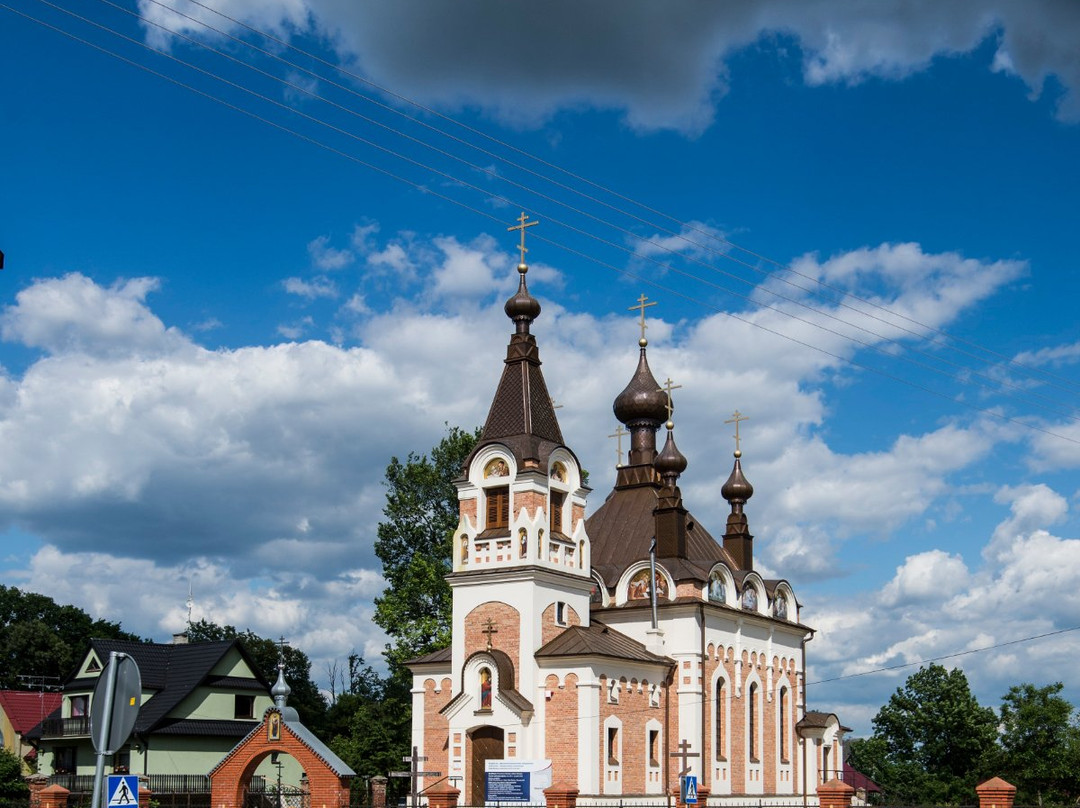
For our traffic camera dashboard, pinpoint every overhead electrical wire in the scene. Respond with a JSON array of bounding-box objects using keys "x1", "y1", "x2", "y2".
[{"x1": 2, "y1": 0, "x2": 1080, "y2": 448}]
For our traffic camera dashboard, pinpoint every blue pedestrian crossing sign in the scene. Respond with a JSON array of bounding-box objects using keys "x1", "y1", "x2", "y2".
[
  {"x1": 681, "y1": 775, "x2": 698, "y2": 804},
  {"x1": 107, "y1": 775, "x2": 139, "y2": 807}
]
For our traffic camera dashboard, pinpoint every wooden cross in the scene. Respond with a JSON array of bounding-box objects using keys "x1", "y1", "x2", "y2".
[
  {"x1": 608, "y1": 425, "x2": 628, "y2": 468},
  {"x1": 629, "y1": 294, "x2": 657, "y2": 342},
  {"x1": 724, "y1": 410, "x2": 749, "y2": 453},
  {"x1": 657, "y1": 378, "x2": 682, "y2": 423},
  {"x1": 670, "y1": 738, "x2": 699, "y2": 777},
  {"x1": 389, "y1": 746, "x2": 441, "y2": 808},
  {"x1": 482, "y1": 618, "x2": 499, "y2": 651},
  {"x1": 508, "y1": 211, "x2": 538, "y2": 264}
]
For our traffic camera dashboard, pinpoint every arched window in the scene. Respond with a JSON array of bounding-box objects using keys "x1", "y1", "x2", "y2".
[
  {"x1": 748, "y1": 682, "x2": 758, "y2": 761},
  {"x1": 714, "y1": 678, "x2": 726, "y2": 760},
  {"x1": 779, "y1": 686, "x2": 789, "y2": 762},
  {"x1": 479, "y1": 667, "x2": 493, "y2": 710}
]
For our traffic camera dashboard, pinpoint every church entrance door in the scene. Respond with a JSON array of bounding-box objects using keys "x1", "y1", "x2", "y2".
[{"x1": 469, "y1": 725, "x2": 504, "y2": 805}]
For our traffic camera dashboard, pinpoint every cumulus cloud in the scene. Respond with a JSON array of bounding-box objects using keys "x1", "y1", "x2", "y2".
[
  {"x1": 138, "y1": 1, "x2": 1080, "y2": 131},
  {"x1": 307, "y1": 235, "x2": 353, "y2": 271},
  {"x1": 283, "y1": 275, "x2": 339, "y2": 299}
]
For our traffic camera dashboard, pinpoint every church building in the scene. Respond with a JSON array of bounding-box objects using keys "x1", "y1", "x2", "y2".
[{"x1": 408, "y1": 224, "x2": 846, "y2": 804}]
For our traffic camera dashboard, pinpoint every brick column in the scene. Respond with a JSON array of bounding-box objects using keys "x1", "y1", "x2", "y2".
[
  {"x1": 543, "y1": 783, "x2": 579, "y2": 808},
  {"x1": 26, "y1": 774, "x2": 49, "y2": 808},
  {"x1": 138, "y1": 777, "x2": 152, "y2": 808},
  {"x1": 425, "y1": 785, "x2": 459, "y2": 808},
  {"x1": 817, "y1": 777, "x2": 855, "y2": 808},
  {"x1": 976, "y1": 777, "x2": 1017, "y2": 808},
  {"x1": 371, "y1": 776, "x2": 388, "y2": 808},
  {"x1": 38, "y1": 784, "x2": 70, "y2": 808}
]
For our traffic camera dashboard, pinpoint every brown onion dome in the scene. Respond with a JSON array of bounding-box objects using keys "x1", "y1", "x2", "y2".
[
  {"x1": 654, "y1": 427, "x2": 688, "y2": 486},
  {"x1": 613, "y1": 344, "x2": 667, "y2": 425},
  {"x1": 721, "y1": 451, "x2": 754, "y2": 509},
  {"x1": 504, "y1": 263, "x2": 541, "y2": 333}
]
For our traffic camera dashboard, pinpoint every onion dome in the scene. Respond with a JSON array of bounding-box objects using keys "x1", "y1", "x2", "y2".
[
  {"x1": 721, "y1": 450, "x2": 754, "y2": 512},
  {"x1": 272, "y1": 662, "x2": 292, "y2": 709},
  {"x1": 504, "y1": 263, "x2": 541, "y2": 334},
  {"x1": 614, "y1": 344, "x2": 667, "y2": 425},
  {"x1": 654, "y1": 427, "x2": 688, "y2": 488}
]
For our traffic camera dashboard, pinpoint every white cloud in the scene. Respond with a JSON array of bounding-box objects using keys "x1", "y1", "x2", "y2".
[
  {"x1": 283, "y1": 276, "x2": 339, "y2": 299},
  {"x1": 306, "y1": 236, "x2": 353, "y2": 271},
  {"x1": 138, "y1": 1, "x2": 1080, "y2": 131}
]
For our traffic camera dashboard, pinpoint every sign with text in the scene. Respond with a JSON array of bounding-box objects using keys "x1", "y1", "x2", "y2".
[{"x1": 484, "y1": 760, "x2": 552, "y2": 804}]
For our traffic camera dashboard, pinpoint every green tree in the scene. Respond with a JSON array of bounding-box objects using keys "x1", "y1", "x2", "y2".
[
  {"x1": 0, "y1": 747, "x2": 28, "y2": 796},
  {"x1": 186, "y1": 619, "x2": 327, "y2": 732},
  {"x1": 373, "y1": 424, "x2": 479, "y2": 674},
  {"x1": 998, "y1": 682, "x2": 1080, "y2": 805},
  {"x1": 0, "y1": 585, "x2": 139, "y2": 688},
  {"x1": 851, "y1": 664, "x2": 997, "y2": 804}
]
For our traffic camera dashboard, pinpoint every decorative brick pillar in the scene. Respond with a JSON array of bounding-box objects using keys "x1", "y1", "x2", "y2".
[
  {"x1": 426, "y1": 785, "x2": 459, "y2": 808},
  {"x1": 543, "y1": 783, "x2": 579, "y2": 808},
  {"x1": 38, "y1": 784, "x2": 70, "y2": 808},
  {"x1": 670, "y1": 785, "x2": 710, "y2": 808},
  {"x1": 371, "y1": 776, "x2": 388, "y2": 808},
  {"x1": 137, "y1": 778, "x2": 152, "y2": 808},
  {"x1": 976, "y1": 777, "x2": 1017, "y2": 808},
  {"x1": 26, "y1": 774, "x2": 49, "y2": 808},
  {"x1": 817, "y1": 777, "x2": 855, "y2": 808}
]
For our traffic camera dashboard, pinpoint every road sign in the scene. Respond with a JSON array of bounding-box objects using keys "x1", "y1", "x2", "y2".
[
  {"x1": 107, "y1": 775, "x2": 138, "y2": 807},
  {"x1": 681, "y1": 775, "x2": 698, "y2": 804},
  {"x1": 90, "y1": 654, "x2": 142, "y2": 755}
]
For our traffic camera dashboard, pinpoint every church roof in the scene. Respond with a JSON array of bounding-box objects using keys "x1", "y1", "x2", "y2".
[
  {"x1": 407, "y1": 646, "x2": 452, "y2": 666},
  {"x1": 535, "y1": 621, "x2": 671, "y2": 666},
  {"x1": 586, "y1": 482, "x2": 736, "y2": 586}
]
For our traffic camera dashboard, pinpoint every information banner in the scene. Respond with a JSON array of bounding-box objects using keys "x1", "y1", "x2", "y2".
[{"x1": 485, "y1": 760, "x2": 552, "y2": 804}]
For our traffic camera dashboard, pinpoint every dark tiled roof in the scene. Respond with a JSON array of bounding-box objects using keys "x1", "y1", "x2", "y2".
[
  {"x1": 203, "y1": 675, "x2": 272, "y2": 691},
  {"x1": 0, "y1": 691, "x2": 62, "y2": 734},
  {"x1": 153, "y1": 718, "x2": 260, "y2": 737},
  {"x1": 481, "y1": 343, "x2": 563, "y2": 447},
  {"x1": 586, "y1": 483, "x2": 735, "y2": 586},
  {"x1": 408, "y1": 647, "x2": 452, "y2": 666},
  {"x1": 535, "y1": 621, "x2": 672, "y2": 666}
]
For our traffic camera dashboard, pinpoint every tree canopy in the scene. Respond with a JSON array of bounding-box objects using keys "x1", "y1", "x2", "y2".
[
  {"x1": 373, "y1": 424, "x2": 479, "y2": 674},
  {"x1": 997, "y1": 682, "x2": 1080, "y2": 805}
]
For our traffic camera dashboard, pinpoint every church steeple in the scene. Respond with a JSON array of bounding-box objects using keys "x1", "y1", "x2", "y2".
[
  {"x1": 613, "y1": 296, "x2": 667, "y2": 484},
  {"x1": 721, "y1": 410, "x2": 755, "y2": 569}
]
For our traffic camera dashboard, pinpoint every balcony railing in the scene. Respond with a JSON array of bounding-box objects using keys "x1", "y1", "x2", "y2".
[{"x1": 41, "y1": 716, "x2": 91, "y2": 738}]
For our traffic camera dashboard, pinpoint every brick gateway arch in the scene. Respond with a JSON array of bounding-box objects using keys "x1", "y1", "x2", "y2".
[{"x1": 210, "y1": 707, "x2": 354, "y2": 808}]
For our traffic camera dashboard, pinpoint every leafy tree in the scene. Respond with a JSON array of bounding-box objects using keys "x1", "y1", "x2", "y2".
[
  {"x1": 186, "y1": 619, "x2": 327, "y2": 732},
  {"x1": 0, "y1": 585, "x2": 139, "y2": 688},
  {"x1": 998, "y1": 682, "x2": 1080, "y2": 805},
  {"x1": 373, "y1": 424, "x2": 479, "y2": 674},
  {"x1": 0, "y1": 747, "x2": 27, "y2": 796},
  {"x1": 850, "y1": 664, "x2": 997, "y2": 804}
]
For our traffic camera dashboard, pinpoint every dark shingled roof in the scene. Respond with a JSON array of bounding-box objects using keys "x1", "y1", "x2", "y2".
[
  {"x1": 535, "y1": 621, "x2": 672, "y2": 666},
  {"x1": 152, "y1": 718, "x2": 259, "y2": 737},
  {"x1": 586, "y1": 482, "x2": 736, "y2": 586},
  {"x1": 408, "y1": 646, "x2": 452, "y2": 666}
]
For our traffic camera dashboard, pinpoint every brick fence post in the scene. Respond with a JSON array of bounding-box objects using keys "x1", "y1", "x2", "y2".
[
  {"x1": 370, "y1": 776, "x2": 387, "y2": 808},
  {"x1": 425, "y1": 785, "x2": 459, "y2": 808},
  {"x1": 543, "y1": 782, "x2": 579, "y2": 808},
  {"x1": 38, "y1": 784, "x2": 70, "y2": 808},
  {"x1": 138, "y1": 777, "x2": 152, "y2": 808},
  {"x1": 976, "y1": 777, "x2": 1017, "y2": 808},
  {"x1": 817, "y1": 777, "x2": 855, "y2": 808},
  {"x1": 26, "y1": 774, "x2": 49, "y2": 808}
]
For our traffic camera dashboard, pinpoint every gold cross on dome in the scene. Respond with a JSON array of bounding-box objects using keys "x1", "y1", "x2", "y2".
[
  {"x1": 507, "y1": 211, "x2": 538, "y2": 264},
  {"x1": 629, "y1": 294, "x2": 657, "y2": 342},
  {"x1": 657, "y1": 378, "x2": 682, "y2": 423},
  {"x1": 482, "y1": 618, "x2": 499, "y2": 651},
  {"x1": 724, "y1": 410, "x2": 749, "y2": 453},
  {"x1": 608, "y1": 425, "x2": 628, "y2": 467}
]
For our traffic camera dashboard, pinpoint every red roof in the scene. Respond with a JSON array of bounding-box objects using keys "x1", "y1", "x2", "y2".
[{"x1": 0, "y1": 690, "x2": 62, "y2": 734}]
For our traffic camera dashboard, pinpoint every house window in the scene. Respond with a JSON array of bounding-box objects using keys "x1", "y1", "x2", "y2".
[
  {"x1": 487, "y1": 486, "x2": 509, "y2": 529},
  {"x1": 607, "y1": 726, "x2": 620, "y2": 765},
  {"x1": 555, "y1": 602, "x2": 567, "y2": 626},
  {"x1": 70, "y1": 695, "x2": 88, "y2": 717},
  {"x1": 648, "y1": 729, "x2": 660, "y2": 767},
  {"x1": 748, "y1": 683, "x2": 759, "y2": 762},
  {"x1": 714, "y1": 678, "x2": 726, "y2": 760},
  {"x1": 235, "y1": 694, "x2": 255, "y2": 719},
  {"x1": 54, "y1": 746, "x2": 76, "y2": 773},
  {"x1": 86, "y1": 658, "x2": 101, "y2": 673},
  {"x1": 550, "y1": 491, "x2": 565, "y2": 534}
]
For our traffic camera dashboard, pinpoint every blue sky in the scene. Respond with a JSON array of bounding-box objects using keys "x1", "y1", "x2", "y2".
[{"x1": 2, "y1": 1, "x2": 1080, "y2": 735}]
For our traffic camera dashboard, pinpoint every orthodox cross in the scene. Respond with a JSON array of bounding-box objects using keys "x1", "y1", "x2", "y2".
[
  {"x1": 629, "y1": 294, "x2": 657, "y2": 342},
  {"x1": 390, "y1": 746, "x2": 441, "y2": 808},
  {"x1": 670, "y1": 739, "x2": 699, "y2": 777},
  {"x1": 550, "y1": 397, "x2": 564, "y2": 411},
  {"x1": 482, "y1": 618, "x2": 499, "y2": 651},
  {"x1": 608, "y1": 425, "x2": 628, "y2": 467},
  {"x1": 276, "y1": 636, "x2": 290, "y2": 665},
  {"x1": 508, "y1": 211, "x2": 538, "y2": 264},
  {"x1": 657, "y1": 378, "x2": 682, "y2": 423},
  {"x1": 724, "y1": 410, "x2": 749, "y2": 453}
]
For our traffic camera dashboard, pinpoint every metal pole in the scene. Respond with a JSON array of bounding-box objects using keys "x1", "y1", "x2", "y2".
[{"x1": 90, "y1": 652, "x2": 121, "y2": 808}]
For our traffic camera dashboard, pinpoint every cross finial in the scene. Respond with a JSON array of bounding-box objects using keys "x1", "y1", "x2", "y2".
[
  {"x1": 608, "y1": 425, "x2": 628, "y2": 468},
  {"x1": 550, "y1": 397, "x2": 564, "y2": 411},
  {"x1": 724, "y1": 410, "x2": 749, "y2": 455},
  {"x1": 482, "y1": 618, "x2": 499, "y2": 651},
  {"x1": 508, "y1": 211, "x2": 539, "y2": 265},
  {"x1": 276, "y1": 636, "x2": 290, "y2": 667},
  {"x1": 629, "y1": 294, "x2": 657, "y2": 345},
  {"x1": 658, "y1": 378, "x2": 682, "y2": 426}
]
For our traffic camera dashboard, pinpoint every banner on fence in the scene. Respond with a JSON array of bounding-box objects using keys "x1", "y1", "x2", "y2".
[{"x1": 484, "y1": 760, "x2": 552, "y2": 803}]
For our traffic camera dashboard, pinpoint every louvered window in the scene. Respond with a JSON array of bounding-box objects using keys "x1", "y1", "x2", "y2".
[
  {"x1": 550, "y1": 491, "x2": 565, "y2": 534},
  {"x1": 487, "y1": 487, "x2": 509, "y2": 529}
]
